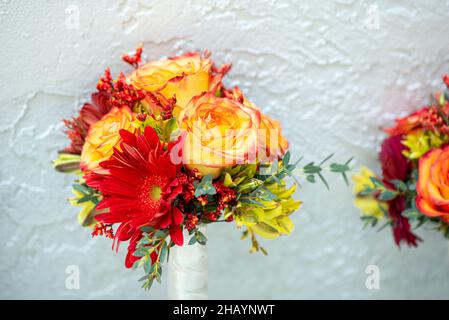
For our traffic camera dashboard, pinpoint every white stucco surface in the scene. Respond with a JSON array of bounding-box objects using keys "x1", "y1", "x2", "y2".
[{"x1": 1, "y1": 0, "x2": 449, "y2": 299}]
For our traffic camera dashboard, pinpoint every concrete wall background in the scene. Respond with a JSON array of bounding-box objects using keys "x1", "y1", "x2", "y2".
[{"x1": 1, "y1": 0, "x2": 449, "y2": 299}]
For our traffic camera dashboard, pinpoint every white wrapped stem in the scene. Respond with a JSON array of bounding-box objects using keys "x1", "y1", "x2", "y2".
[{"x1": 168, "y1": 226, "x2": 208, "y2": 299}]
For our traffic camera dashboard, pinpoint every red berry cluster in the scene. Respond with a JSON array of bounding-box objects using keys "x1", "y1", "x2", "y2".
[
  {"x1": 203, "y1": 211, "x2": 221, "y2": 222},
  {"x1": 177, "y1": 172, "x2": 196, "y2": 204},
  {"x1": 214, "y1": 182, "x2": 236, "y2": 211},
  {"x1": 418, "y1": 91, "x2": 449, "y2": 135},
  {"x1": 161, "y1": 96, "x2": 177, "y2": 120},
  {"x1": 96, "y1": 69, "x2": 146, "y2": 110},
  {"x1": 420, "y1": 107, "x2": 449, "y2": 135},
  {"x1": 92, "y1": 223, "x2": 114, "y2": 239},
  {"x1": 184, "y1": 214, "x2": 199, "y2": 231},
  {"x1": 200, "y1": 182, "x2": 236, "y2": 222},
  {"x1": 136, "y1": 113, "x2": 147, "y2": 121},
  {"x1": 122, "y1": 46, "x2": 143, "y2": 68},
  {"x1": 96, "y1": 68, "x2": 113, "y2": 92},
  {"x1": 111, "y1": 74, "x2": 146, "y2": 109}
]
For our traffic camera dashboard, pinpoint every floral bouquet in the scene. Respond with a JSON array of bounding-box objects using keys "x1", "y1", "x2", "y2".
[
  {"x1": 54, "y1": 46, "x2": 351, "y2": 290},
  {"x1": 353, "y1": 75, "x2": 449, "y2": 247}
]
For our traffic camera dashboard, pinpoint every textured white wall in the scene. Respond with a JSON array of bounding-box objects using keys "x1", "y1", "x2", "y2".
[{"x1": 1, "y1": 0, "x2": 449, "y2": 299}]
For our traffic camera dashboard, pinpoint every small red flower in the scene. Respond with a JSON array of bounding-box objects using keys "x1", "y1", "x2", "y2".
[
  {"x1": 379, "y1": 135, "x2": 410, "y2": 185},
  {"x1": 63, "y1": 91, "x2": 113, "y2": 154},
  {"x1": 389, "y1": 196, "x2": 420, "y2": 247}
]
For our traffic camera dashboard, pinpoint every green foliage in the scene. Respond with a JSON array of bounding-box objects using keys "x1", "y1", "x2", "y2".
[
  {"x1": 361, "y1": 215, "x2": 379, "y2": 228},
  {"x1": 359, "y1": 202, "x2": 393, "y2": 231},
  {"x1": 194, "y1": 175, "x2": 217, "y2": 198},
  {"x1": 241, "y1": 228, "x2": 268, "y2": 255},
  {"x1": 358, "y1": 166, "x2": 449, "y2": 241},
  {"x1": 69, "y1": 182, "x2": 102, "y2": 227},
  {"x1": 221, "y1": 151, "x2": 352, "y2": 253},
  {"x1": 163, "y1": 118, "x2": 178, "y2": 142},
  {"x1": 52, "y1": 152, "x2": 82, "y2": 175},
  {"x1": 288, "y1": 152, "x2": 353, "y2": 189},
  {"x1": 359, "y1": 177, "x2": 399, "y2": 201},
  {"x1": 132, "y1": 228, "x2": 170, "y2": 291},
  {"x1": 72, "y1": 183, "x2": 101, "y2": 205},
  {"x1": 187, "y1": 228, "x2": 207, "y2": 246},
  {"x1": 133, "y1": 114, "x2": 179, "y2": 144}
]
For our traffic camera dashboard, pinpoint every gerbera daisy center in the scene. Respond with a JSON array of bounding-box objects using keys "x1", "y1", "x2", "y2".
[
  {"x1": 149, "y1": 185, "x2": 162, "y2": 201},
  {"x1": 139, "y1": 174, "x2": 168, "y2": 212}
]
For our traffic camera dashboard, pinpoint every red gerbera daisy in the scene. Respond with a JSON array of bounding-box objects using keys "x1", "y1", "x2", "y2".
[{"x1": 85, "y1": 126, "x2": 185, "y2": 267}]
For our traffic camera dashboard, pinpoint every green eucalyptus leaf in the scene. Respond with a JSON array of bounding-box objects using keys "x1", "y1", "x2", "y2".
[
  {"x1": 188, "y1": 236, "x2": 197, "y2": 245},
  {"x1": 133, "y1": 249, "x2": 147, "y2": 258},
  {"x1": 329, "y1": 163, "x2": 350, "y2": 173},
  {"x1": 195, "y1": 231, "x2": 207, "y2": 245},
  {"x1": 159, "y1": 241, "x2": 168, "y2": 263},
  {"x1": 378, "y1": 190, "x2": 398, "y2": 201},
  {"x1": 194, "y1": 174, "x2": 217, "y2": 197},
  {"x1": 390, "y1": 179, "x2": 408, "y2": 192},
  {"x1": 143, "y1": 256, "x2": 152, "y2": 274},
  {"x1": 140, "y1": 226, "x2": 154, "y2": 233},
  {"x1": 306, "y1": 175, "x2": 316, "y2": 183},
  {"x1": 282, "y1": 151, "x2": 290, "y2": 166},
  {"x1": 319, "y1": 153, "x2": 334, "y2": 166},
  {"x1": 369, "y1": 176, "x2": 385, "y2": 188},
  {"x1": 303, "y1": 163, "x2": 322, "y2": 174}
]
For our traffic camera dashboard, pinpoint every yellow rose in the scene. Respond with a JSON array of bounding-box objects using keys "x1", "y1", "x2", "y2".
[
  {"x1": 80, "y1": 107, "x2": 134, "y2": 172},
  {"x1": 178, "y1": 93, "x2": 263, "y2": 178},
  {"x1": 129, "y1": 52, "x2": 214, "y2": 116}
]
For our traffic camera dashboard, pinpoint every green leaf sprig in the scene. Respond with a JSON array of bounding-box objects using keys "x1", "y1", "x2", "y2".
[{"x1": 132, "y1": 227, "x2": 172, "y2": 291}]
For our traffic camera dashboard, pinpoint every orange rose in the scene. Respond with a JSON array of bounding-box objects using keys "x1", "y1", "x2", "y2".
[
  {"x1": 260, "y1": 114, "x2": 289, "y2": 159},
  {"x1": 129, "y1": 52, "x2": 217, "y2": 116},
  {"x1": 416, "y1": 145, "x2": 449, "y2": 223},
  {"x1": 178, "y1": 93, "x2": 261, "y2": 177},
  {"x1": 81, "y1": 107, "x2": 134, "y2": 172},
  {"x1": 178, "y1": 92, "x2": 288, "y2": 177},
  {"x1": 226, "y1": 87, "x2": 289, "y2": 161}
]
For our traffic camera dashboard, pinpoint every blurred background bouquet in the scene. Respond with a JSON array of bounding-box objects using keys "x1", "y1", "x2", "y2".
[{"x1": 353, "y1": 75, "x2": 449, "y2": 247}]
